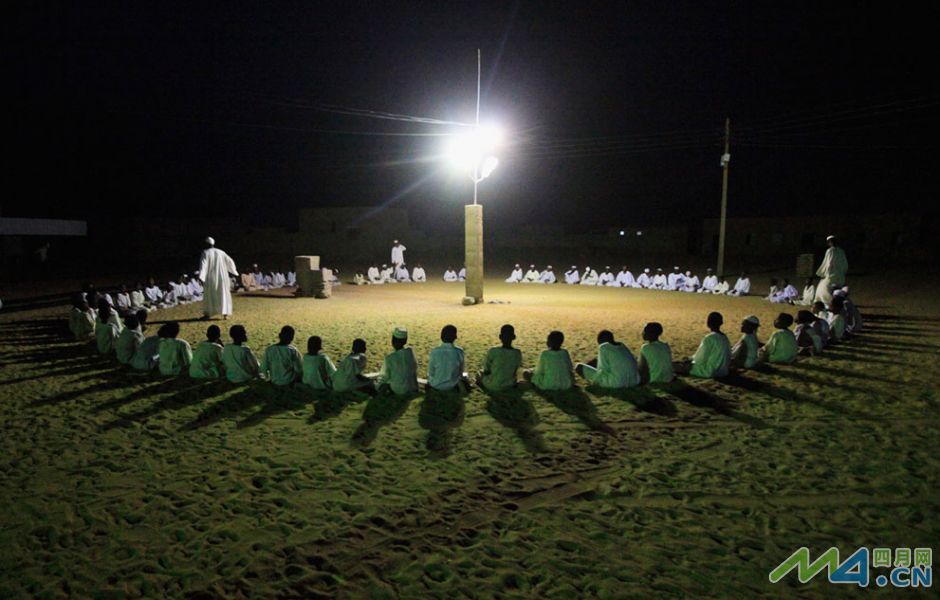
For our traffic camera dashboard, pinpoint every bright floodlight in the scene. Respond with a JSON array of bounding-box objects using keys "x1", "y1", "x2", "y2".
[{"x1": 446, "y1": 125, "x2": 502, "y2": 181}]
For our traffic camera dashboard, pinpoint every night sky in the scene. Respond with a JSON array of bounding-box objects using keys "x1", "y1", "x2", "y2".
[{"x1": 8, "y1": 1, "x2": 938, "y2": 232}]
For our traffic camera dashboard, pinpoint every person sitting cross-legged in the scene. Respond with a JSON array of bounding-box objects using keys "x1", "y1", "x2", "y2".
[
  {"x1": 376, "y1": 327, "x2": 419, "y2": 396},
  {"x1": 332, "y1": 338, "x2": 375, "y2": 394},
  {"x1": 476, "y1": 324, "x2": 523, "y2": 392},
  {"x1": 637, "y1": 322, "x2": 674, "y2": 384},
  {"x1": 524, "y1": 330, "x2": 574, "y2": 391},
  {"x1": 730, "y1": 315, "x2": 761, "y2": 371},
  {"x1": 674, "y1": 312, "x2": 732, "y2": 379},
  {"x1": 302, "y1": 335, "x2": 337, "y2": 391},
  {"x1": 221, "y1": 325, "x2": 260, "y2": 383},
  {"x1": 190, "y1": 325, "x2": 225, "y2": 379},
  {"x1": 427, "y1": 325, "x2": 471, "y2": 393},
  {"x1": 758, "y1": 313, "x2": 799, "y2": 364},
  {"x1": 261, "y1": 326, "x2": 303, "y2": 385},
  {"x1": 576, "y1": 330, "x2": 640, "y2": 388}
]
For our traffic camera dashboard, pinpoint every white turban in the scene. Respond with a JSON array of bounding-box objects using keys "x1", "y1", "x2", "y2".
[{"x1": 205, "y1": 236, "x2": 215, "y2": 246}]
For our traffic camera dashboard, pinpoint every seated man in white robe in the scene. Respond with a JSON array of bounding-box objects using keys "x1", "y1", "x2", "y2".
[
  {"x1": 698, "y1": 268, "x2": 718, "y2": 293},
  {"x1": 380, "y1": 264, "x2": 396, "y2": 283},
  {"x1": 443, "y1": 267, "x2": 459, "y2": 282},
  {"x1": 367, "y1": 264, "x2": 382, "y2": 284},
  {"x1": 665, "y1": 267, "x2": 684, "y2": 291},
  {"x1": 353, "y1": 271, "x2": 367, "y2": 285},
  {"x1": 796, "y1": 277, "x2": 815, "y2": 305},
  {"x1": 458, "y1": 266, "x2": 466, "y2": 281},
  {"x1": 727, "y1": 272, "x2": 751, "y2": 296},
  {"x1": 115, "y1": 285, "x2": 133, "y2": 315},
  {"x1": 130, "y1": 283, "x2": 148, "y2": 311},
  {"x1": 771, "y1": 279, "x2": 799, "y2": 304},
  {"x1": 651, "y1": 269, "x2": 667, "y2": 290},
  {"x1": 635, "y1": 268, "x2": 652, "y2": 288},
  {"x1": 765, "y1": 278, "x2": 780, "y2": 301},
  {"x1": 144, "y1": 278, "x2": 162, "y2": 305},
  {"x1": 159, "y1": 283, "x2": 179, "y2": 308},
  {"x1": 714, "y1": 277, "x2": 731, "y2": 294},
  {"x1": 539, "y1": 265, "x2": 556, "y2": 284},
  {"x1": 598, "y1": 267, "x2": 615, "y2": 286},
  {"x1": 175, "y1": 277, "x2": 194, "y2": 304},
  {"x1": 564, "y1": 266, "x2": 580, "y2": 285},
  {"x1": 580, "y1": 267, "x2": 599, "y2": 285},
  {"x1": 682, "y1": 271, "x2": 700, "y2": 292},
  {"x1": 186, "y1": 277, "x2": 204, "y2": 301},
  {"x1": 522, "y1": 265, "x2": 541, "y2": 283},
  {"x1": 505, "y1": 264, "x2": 524, "y2": 283},
  {"x1": 262, "y1": 272, "x2": 276, "y2": 289},
  {"x1": 395, "y1": 263, "x2": 412, "y2": 282},
  {"x1": 615, "y1": 266, "x2": 635, "y2": 288},
  {"x1": 412, "y1": 264, "x2": 427, "y2": 282},
  {"x1": 273, "y1": 272, "x2": 286, "y2": 288}
]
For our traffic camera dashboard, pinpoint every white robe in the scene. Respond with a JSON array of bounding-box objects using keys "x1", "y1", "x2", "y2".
[
  {"x1": 522, "y1": 269, "x2": 540, "y2": 283},
  {"x1": 506, "y1": 268, "x2": 523, "y2": 283},
  {"x1": 391, "y1": 244, "x2": 406, "y2": 266},
  {"x1": 729, "y1": 277, "x2": 750, "y2": 296},
  {"x1": 599, "y1": 272, "x2": 615, "y2": 286},
  {"x1": 412, "y1": 267, "x2": 427, "y2": 282},
  {"x1": 443, "y1": 270, "x2": 458, "y2": 282},
  {"x1": 287, "y1": 272, "x2": 296, "y2": 286},
  {"x1": 699, "y1": 275, "x2": 718, "y2": 293},
  {"x1": 666, "y1": 272, "x2": 684, "y2": 291},
  {"x1": 651, "y1": 274, "x2": 667, "y2": 289},
  {"x1": 564, "y1": 269, "x2": 580, "y2": 285},
  {"x1": 615, "y1": 271, "x2": 635, "y2": 287},
  {"x1": 198, "y1": 247, "x2": 237, "y2": 317},
  {"x1": 797, "y1": 285, "x2": 815, "y2": 306},
  {"x1": 636, "y1": 273, "x2": 651, "y2": 288},
  {"x1": 714, "y1": 280, "x2": 730, "y2": 294},
  {"x1": 458, "y1": 267, "x2": 466, "y2": 281},
  {"x1": 580, "y1": 270, "x2": 599, "y2": 285},
  {"x1": 683, "y1": 276, "x2": 700, "y2": 292},
  {"x1": 367, "y1": 267, "x2": 382, "y2": 284},
  {"x1": 395, "y1": 265, "x2": 411, "y2": 282},
  {"x1": 381, "y1": 267, "x2": 396, "y2": 283},
  {"x1": 539, "y1": 270, "x2": 556, "y2": 284}
]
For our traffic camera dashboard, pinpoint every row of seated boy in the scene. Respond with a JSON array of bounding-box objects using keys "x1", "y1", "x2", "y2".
[{"x1": 68, "y1": 291, "x2": 862, "y2": 395}]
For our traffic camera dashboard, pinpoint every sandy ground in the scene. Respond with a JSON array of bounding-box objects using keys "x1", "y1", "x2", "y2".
[{"x1": 0, "y1": 279, "x2": 938, "y2": 598}]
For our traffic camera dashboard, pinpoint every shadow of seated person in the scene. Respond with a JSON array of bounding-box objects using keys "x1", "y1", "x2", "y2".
[
  {"x1": 351, "y1": 391, "x2": 417, "y2": 448},
  {"x1": 534, "y1": 386, "x2": 614, "y2": 435},
  {"x1": 418, "y1": 389, "x2": 466, "y2": 455},
  {"x1": 309, "y1": 390, "x2": 353, "y2": 423},
  {"x1": 483, "y1": 386, "x2": 547, "y2": 453}
]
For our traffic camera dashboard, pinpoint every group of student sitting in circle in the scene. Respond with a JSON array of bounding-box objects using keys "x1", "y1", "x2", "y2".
[{"x1": 66, "y1": 279, "x2": 862, "y2": 393}]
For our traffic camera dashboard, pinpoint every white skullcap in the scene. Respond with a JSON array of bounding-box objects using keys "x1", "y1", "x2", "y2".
[
  {"x1": 644, "y1": 268, "x2": 650, "y2": 273},
  {"x1": 826, "y1": 235, "x2": 836, "y2": 241},
  {"x1": 205, "y1": 236, "x2": 215, "y2": 246},
  {"x1": 833, "y1": 289, "x2": 847, "y2": 297},
  {"x1": 393, "y1": 327, "x2": 408, "y2": 339},
  {"x1": 686, "y1": 271, "x2": 691, "y2": 275},
  {"x1": 744, "y1": 315, "x2": 760, "y2": 326},
  {"x1": 530, "y1": 264, "x2": 535, "y2": 268},
  {"x1": 674, "y1": 265, "x2": 680, "y2": 269},
  {"x1": 547, "y1": 265, "x2": 552, "y2": 269}
]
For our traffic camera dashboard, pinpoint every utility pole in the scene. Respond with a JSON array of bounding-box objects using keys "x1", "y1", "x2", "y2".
[{"x1": 716, "y1": 117, "x2": 731, "y2": 277}]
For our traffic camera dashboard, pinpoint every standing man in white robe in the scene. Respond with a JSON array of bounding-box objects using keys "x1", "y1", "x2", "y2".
[
  {"x1": 390, "y1": 240, "x2": 406, "y2": 268},
  {"x1": 539, "y1": 266, "x2": 556, "y2": 284},
  {"x1": 506, "y1": 264, "x2": 523, "y2": 283},
  {"x1": 522, "y1": 265, "x2": 540, "y2": 283},
  {"x1": 412, "y1": 264, "x2": 427, "y2": 282},
  {"x1": 564, "y1": 266, "x2": 580, "y2": 285},
  {"x1": 198, "y1": 237, "x2": 238, "y2": 320},
  {"x1": 615, "y1": 266, "x2": 635, "y2": 288},
  {"x1": 815, "y1": 235, "x2": 848, "y2": 304},
  {"x1": 636, "y1": 268, "x2": 652, "y2": 288},
  {"x1": 699, "y1": 268, "x2": 718, "y2": 293}
]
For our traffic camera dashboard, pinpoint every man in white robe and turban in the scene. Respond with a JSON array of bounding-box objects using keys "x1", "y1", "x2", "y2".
[
  {"x1": 814, "y1": 235, "x2": 848, "y2": 305},
  {"x1": 506, "y1": 264, "x2": 523, "y2": 283},
  {"x1": 198, "y1": 237, "x2": 238, "y2": 320}
]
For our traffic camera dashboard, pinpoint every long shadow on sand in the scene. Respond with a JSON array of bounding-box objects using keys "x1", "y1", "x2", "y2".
[
  {"x1": 102, "y1": 379, "x2": 233, "y2": 430},
  {"x1": 351, "y1": 392, "x2": 416, "y2": 449},
  {"x1": 28, "y1": 368, "x2": 157, "y2": 407},
  {"x1": 794, "y1": 360, "x2": 903, "y2": 385},
  {"x1": 482, "y1": 386, "x2": 547, "y2": 453},
  {"x1": 590, "y1": 385, "x2": 679, "y2": 418},
  {"x1": 534, "y1": 386, "x2": 614, "y2": 434},
  {"x1": 718, "y1": 373, "x2": 873, "y2": 420},
  {"x1": 418, "y1": 391, "x2": 466, "y2": 456},
  {"x1": 182, "y1": 382, "x2": 274, "y2": 430},
  {"x1": 237, "y1": 385, "x2": 312, "y2": 429},
  {"x1": 666, "y1": 380, "x2": 771, "y2": 428},
  {"x1": 308, "y1": 391, "x2": 354, "y2": 423}
]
